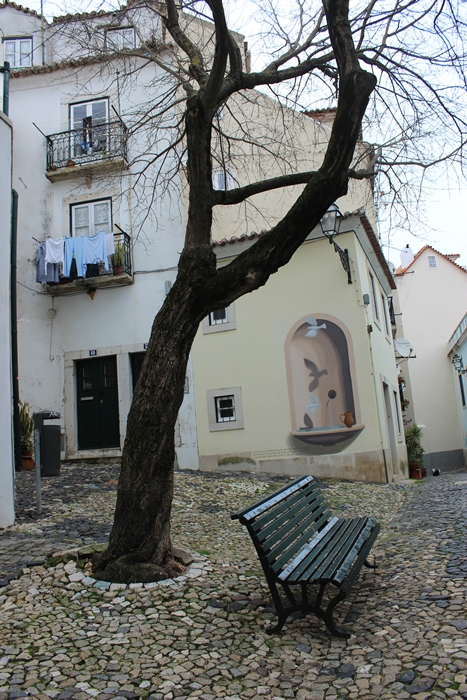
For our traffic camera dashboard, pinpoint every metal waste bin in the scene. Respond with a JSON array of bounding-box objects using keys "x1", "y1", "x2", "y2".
[{"x1": 33, "y1": 411, "x2": 61, "y2": 477}]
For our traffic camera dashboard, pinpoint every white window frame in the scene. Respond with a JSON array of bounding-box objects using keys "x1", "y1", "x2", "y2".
[
  {"x1": 368, "y1": 271, "x2": 380, "y2": 326},
  {"x1": 70, "y1": 98, "x2": 109, "y2": 130},
  {"x1": 3, "y1": 37, "x2": 32, "y2": 67},
  {"x1": 201, "y1": 304, "x2": 236, "y2": 334},
  {"x1": 381, "y1": 292, "x2": 390, "y2": 337},
  {"x1": 207, "y1": 387, "x2": 244, "y2": 431},
  {"x1": 70, "y1": 198, "x2": 112, "y2": 237},
  {"x1": 427, "y1": 254, "x2": 438, "y2": 269},
  {"x1": 212, "y1": 167, "x2": 235, "y2": 191},
  {"x1": 105, "y1": 27, "x2": 136, "y2": 50}
]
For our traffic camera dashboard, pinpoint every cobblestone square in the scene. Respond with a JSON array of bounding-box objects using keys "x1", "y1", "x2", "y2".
[{"x1": 1, "y1": 464, "x2": 467, "y2": 700}]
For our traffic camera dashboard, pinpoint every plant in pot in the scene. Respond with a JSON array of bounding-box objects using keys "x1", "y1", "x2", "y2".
[
  {"x1": 112, "y1": 244, "x2": 125, "y2": 275},
  {"x1": 404, "y1": 423, "x2": 425, "y2": 479},
  {"x1": 19, "y1": 402, "x2": 35, "y2": 470}
]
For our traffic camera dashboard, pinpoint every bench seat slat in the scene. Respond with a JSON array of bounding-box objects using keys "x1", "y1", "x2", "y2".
[
  {"x1": 233, "y1": 476, "x2": 314, "y2": 524},
  {"x1": 250, "y1": 482, "x2": 322, "y2": 534},
  {"x1": 311, "y1": 517, "x2": 367, "y2": 581},
  {"x1": 286, "y1": 518, "x2": 361, "y2": 582},
  {"x1": 259, "y1": 496, "x2": 330, "y2": 551},
  {"x1": 333, "y1": 518, "x2": 377, "y2": 584},
  {"x1": 270, "y1": 509, "x2": 333, "y2": 575},
  {"x1": 277, "y1": 516, "x2": 340, "y2": 580}
]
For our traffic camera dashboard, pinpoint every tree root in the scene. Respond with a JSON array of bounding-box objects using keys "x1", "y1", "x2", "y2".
[{"x1": 92, "y1": 552, "x2": 185, "y2": 584}]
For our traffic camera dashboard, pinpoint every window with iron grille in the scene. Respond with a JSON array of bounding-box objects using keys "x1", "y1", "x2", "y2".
[
  {"x1": 207, "y1": 386, "x2": 244, "y2": 431},
  {"x1": 215, "y1": 395, "x2": 236, "y2": 423}
]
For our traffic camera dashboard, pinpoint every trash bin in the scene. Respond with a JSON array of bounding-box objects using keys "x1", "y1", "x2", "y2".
[
  {"x1": 33, "y1": 411, "x2": 61, "y2": 477},
  {"x1": 42, "y1": 424, "x2": 61, "y2": 477}
]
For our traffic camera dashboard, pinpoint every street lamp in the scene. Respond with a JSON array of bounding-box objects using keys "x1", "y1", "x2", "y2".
[
  {"x1": 320, "y1": 203, "x2": 343, "y2": 242},
  {"x1": 319, "y1": 204, "x2": 351, "y2": 284},
  {"x1": 452, "y1": 354, "x2": 465, "y2": 374}
]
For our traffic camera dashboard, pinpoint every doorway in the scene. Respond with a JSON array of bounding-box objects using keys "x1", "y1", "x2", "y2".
[
  {"x1": 383, "y1": 382, "x2": 399, "y2": 476},
  {"x1": 76, "y1": 356, "x2": 120, "y2": 450}
]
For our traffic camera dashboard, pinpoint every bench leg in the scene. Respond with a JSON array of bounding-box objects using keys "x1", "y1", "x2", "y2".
[
  {"x1": 363, "y1": 557, "x2": 377, "y2": 569},
  {"x1": 320, "y1": 589, "x2": 351, "y2": 639}
]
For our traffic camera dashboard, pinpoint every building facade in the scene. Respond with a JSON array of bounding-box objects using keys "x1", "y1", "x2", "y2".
[
  {"x1": 395, "y1": 246, "x2": 467, "y2": 471},
  {"x1": 192, "y1": 212, "x2": 407, "y2": 483}
]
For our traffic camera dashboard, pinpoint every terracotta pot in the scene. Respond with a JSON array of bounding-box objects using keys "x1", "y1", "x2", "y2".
[
  {"x1": 21, "y1": 450, "x2": 35, "y2": 471},
  {"x1": 410, "y1": 467, "x2": 422, "y2": 479},
  {"x1": 340, "y1": 411, "x2": 355, "y2": 428},
  {"x1": 113, "y1": 265, "x2": 124, "y2": 276}
]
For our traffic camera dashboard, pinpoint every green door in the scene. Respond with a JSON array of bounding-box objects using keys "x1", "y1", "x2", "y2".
[{"x1": 77, "y1": 356, "x2": 120, "y2": 449}]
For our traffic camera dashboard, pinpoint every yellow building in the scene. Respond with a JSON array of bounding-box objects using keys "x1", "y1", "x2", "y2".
[{"x1": 192, "y1": 210, "x2": 408, "y2": 483}]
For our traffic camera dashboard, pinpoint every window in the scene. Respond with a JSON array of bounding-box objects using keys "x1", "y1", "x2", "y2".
[
  {"x1": 369, "y1": 272, "x2": 380, "y2": 323},
  {"x1": 212, "y1": 167, "x2": 235, "y2": 191},
  {"x1": 202, "y1": 304, "x2": 236, "y2": 334},
  {"x1": 393, "y1": 390, "x2": 402, "y2": 435},
  {"x1": 105, "y1": 27, "x2": 135, "y2": 50},
  {"x1": 3, "y1": 37, "x2": 32, "y2": 67},
  {"x1": 381, "y1": 293, "x2": 390, "y2": 336},
  {"x1": 209, "y1": 308, "x2": 228, "y2": 325},
  {"x1": 459, "y1": 374, "x2": 466, "y2": 408},
  {"x1": 427, "y1": 255, "x2": 437, "y2": 269},
  {"x1": 71, "y1": 199, "x2": 112, "y2": 236},
  {"x1": 70, "y1": 99, "x2": 109, "y2": 158},
  {"x1": 207, "y1": 387, "x2": 244, "y2": 431},
  {"x1": 215, "y1": 395, "x2": 236, "y2": 423}
]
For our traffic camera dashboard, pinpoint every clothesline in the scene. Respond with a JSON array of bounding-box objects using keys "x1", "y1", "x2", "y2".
[{"x1": 36, "y1": 230, "x2": 116, "y2": 284}]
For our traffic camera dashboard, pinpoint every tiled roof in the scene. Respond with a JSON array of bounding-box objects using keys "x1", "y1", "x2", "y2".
[
  {"x1": 394, "y1": 244, "x2": 467, "y2": 275},
  {"x1": 211, "y1": 210, "x2": 397, "y2": 290},
  {"x1": 0, "y1": 0, "x2": 43, "y2": 18},
  {"x1": 359, "y1": 213, "x2": 396, "y2": 289},
  {"x1": 10, "y1": 54, "x2": 107, "y2": 78}
]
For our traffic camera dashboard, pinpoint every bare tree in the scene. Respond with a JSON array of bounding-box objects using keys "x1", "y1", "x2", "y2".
[{"x1": 54, "y1": 0, "x2": 467, "y2": 581}]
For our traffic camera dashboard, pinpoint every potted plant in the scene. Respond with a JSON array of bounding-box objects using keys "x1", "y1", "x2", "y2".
[
  {"x1": 405, "y1": 423, "x2": 425, "y2": 479},
  {"x1": 19, "y1": 402, "x2": 35, "y2": 470},
  {"x1": 112, "y1": 243, "x2": 125, "y2": 275}
]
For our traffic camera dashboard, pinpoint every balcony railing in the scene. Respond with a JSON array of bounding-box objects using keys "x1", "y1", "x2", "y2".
[
  {"x1": 46, "y1": 120, "x2": 128, "y2": 172},
  {"x1": 45, "y1": 232, "x2": 132, "y2": 295}
]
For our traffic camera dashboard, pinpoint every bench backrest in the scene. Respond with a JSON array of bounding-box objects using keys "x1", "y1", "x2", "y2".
[{"x1": 231, "y1": 476, "x2": 332, "y2": 576}]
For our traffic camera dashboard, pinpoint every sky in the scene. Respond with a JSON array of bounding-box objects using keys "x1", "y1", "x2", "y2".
[{"x1": 17, "y1": 0, "x2": 467, "y2": 268}]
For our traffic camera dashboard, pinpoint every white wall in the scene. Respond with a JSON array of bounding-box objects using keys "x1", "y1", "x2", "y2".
[{"x1": 0, "y1": 110, "x2": 15, "y2": 527}]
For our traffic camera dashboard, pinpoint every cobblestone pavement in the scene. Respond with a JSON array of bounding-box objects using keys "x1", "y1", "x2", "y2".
[{"x1": 1, "y1": 463, "x2": 467, "y2": 700}]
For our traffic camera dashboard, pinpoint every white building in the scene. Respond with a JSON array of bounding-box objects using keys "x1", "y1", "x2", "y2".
[
  {"x1": 395, "y1": 245, "x2": 467, "y2": 472},
  {"x1": 0, "y1": 101, "x2": 15, "y2": 526},
  {"x1": 1, "y1": 0, "x2": 199, "y2": 468},
  {"x1": 2, "y1": 1, "x2": 390, "y2": 478}
]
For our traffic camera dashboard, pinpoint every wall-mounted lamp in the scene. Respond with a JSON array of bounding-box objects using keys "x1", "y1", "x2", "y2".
[
  {"x1": 363, "y1": 293, "x2": 370, "y2": 306},
  {"x1": 320, "y1": 203, "x2": 343, "y2": 242},
  {"x1": 452, "y1": 354, "x2": 465, "y2": 374},
  {"x1": 319, "y1": 204, "x2": 352, "y2": 284}
]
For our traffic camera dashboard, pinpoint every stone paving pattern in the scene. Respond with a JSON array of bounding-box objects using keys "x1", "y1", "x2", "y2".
[{"x1": 1, "y1": 463, "x2": 467, "y2": 700}]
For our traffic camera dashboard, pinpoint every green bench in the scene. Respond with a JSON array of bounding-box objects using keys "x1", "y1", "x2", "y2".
[{"x1": 231, "y1": 475, "x2": 380, "y2": 637}]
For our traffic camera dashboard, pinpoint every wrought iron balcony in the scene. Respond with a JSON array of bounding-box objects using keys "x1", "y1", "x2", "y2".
[
  {"x1": 46, "y1": 120, "x2": 128, "y2": 180},
  {"x1": 45, "y1": 232, "x2": 133, "y2": 296}
]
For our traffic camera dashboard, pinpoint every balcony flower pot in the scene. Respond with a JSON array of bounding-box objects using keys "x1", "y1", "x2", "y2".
[
  {"x1": 111, "y1": 243, "x2": 125, "y2": 276},
  {"x1": 66, "y1": 159, "x2": 76, "y2": 167}
]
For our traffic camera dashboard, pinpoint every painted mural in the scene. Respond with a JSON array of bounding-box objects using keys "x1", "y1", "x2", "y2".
[{"x1": 285, "y1": 314, "x2": 364, "y2": 447}]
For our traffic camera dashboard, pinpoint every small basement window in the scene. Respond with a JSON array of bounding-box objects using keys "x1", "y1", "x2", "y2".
[
  {"x1": 202, "y1": 304, "x2": 236, "y2": 334},
  {"x1": 215, "y1": 395, "x2": 235, "y2": 422},
  {"x1": 207, "y1": 386, "x2": 244, "y2": 431}
]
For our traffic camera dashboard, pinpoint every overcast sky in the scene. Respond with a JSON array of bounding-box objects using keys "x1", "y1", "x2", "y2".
[{"x1": 17, "y1": 0, "x2": 467, "y2": 268}]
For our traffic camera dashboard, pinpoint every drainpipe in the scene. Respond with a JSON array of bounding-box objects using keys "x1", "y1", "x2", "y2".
[
  {"x1": 11, "y1": 190, "x2": 22, "y2": 472},
  {"x1": 1, "y1": 61, "x2": 10, "y2": 116}
]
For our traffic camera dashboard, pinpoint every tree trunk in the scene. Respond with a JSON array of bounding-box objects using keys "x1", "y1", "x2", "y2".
[{"x1": 93, "y1": 247, "x2": 216, "y2": 583}]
